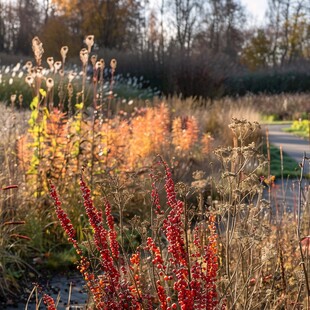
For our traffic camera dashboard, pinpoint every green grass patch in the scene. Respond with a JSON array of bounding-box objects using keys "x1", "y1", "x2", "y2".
[
  {"x1": 264, "y1": 144, "x2": 300, "y2": 178},
  {"x1": 44, "y1": 248, "x2": 78, "y2": 271}
]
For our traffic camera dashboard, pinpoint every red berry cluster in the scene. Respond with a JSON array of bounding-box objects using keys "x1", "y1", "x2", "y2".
[
  {"x1": 80, "y1": 175, "x2": 121, "y2": 299},
  {"x1": 148, "y1": 159, "x2": 220, "y2": 309},
  {"x1": 50, "y1": 182, "x2": 77, "y2": 247},
  {"x1": 50, "y1": 182, "x2": 105, "y2": 307},
  {"x1": 43, "y1": 294, "x2": 56, "y2": 310},
  {"x1": 204, "y1": 215, "x2": 218, "y2": 309},
  {"x1": 161, "y1": 160, "x2": 187, "y2": 265}
]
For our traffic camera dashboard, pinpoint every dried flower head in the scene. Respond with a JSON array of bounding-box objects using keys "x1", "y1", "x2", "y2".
[
  {"x1": 68, "y1": 71, "x2": 76, "y2": 82},
  {"x1": 35, "y1": 66, "x2": 43, "y2": 79},
  {"x1": 110, "y1": 59, "x2": 117, "y2": 71},
  {"x1": 25, "y1": 75, "x2": 34, "y2": 87},
  {"x1": 67, "y1": 83, "x2": 73, "y2": 96},
  {"x1": 85, "y1": 35, "x2": 94, "y2": 52},
  {"x1": 47, "y1": 57, "x2": 54, "y2": 70},
  {"x1": 18, "y1": 94, "x2": 23, "y2": 106},
  {"x1": 24, "y1": 61, "x2": 33, "y2": 73},
  {"x1": 32, "y1": 36, "x2": 44, "y2": 65},
  {"x1": 80, "y1": 48, "x2": 89, "y2": 66},
  {"x1": 10, "y1": 94, "x2": 16, "y2": 106},
  {"x1": 91, "y1": 54, "x2": 97, "y2": 67},
  {"x1": 46, "y1": 78, "x2": 54, "y2": 91},
  {"x1": 95, "y1": 61, "x2": 101, "y2": 70},
  {"x1": 54, "y1": 61, "x2": 62, "y2": 73},
  {"x1": 60, "y1": 46, "x2": 69, "y2": 62}
]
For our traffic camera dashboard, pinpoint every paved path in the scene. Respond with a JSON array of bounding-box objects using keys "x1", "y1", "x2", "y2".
[
  {"x1": 263, "y1": 124, "x2": 309, "y2": 212},
  {"x1": 265, "y1": 124, "x2": 309, "y2": 170}
]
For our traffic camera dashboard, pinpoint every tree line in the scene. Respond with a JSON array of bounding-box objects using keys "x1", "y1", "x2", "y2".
[{"x1": 1, "y1": 0, "x2": 310, "y2": 97}]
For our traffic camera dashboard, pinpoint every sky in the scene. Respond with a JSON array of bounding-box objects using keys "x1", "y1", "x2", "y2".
[{"x1": 241, "y1": 0, "x2": 269, "y2": 25}]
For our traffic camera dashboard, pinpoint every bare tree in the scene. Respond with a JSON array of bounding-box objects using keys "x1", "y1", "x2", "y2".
[
  {"x1": 266, "y1": 0, "x2": 309, "y2": 65},
  {"x1": 171, "y1": 0, "x2": 202, "y2": 54}
]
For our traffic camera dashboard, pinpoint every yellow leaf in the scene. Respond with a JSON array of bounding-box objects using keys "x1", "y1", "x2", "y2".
[{"x1": 40, "y1": 88, "x2": 47, "y2": 98}]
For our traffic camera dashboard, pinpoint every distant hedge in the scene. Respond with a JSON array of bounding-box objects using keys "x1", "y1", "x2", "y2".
[{"x1": 224, "y1": 70, "x2": 310, "y2": 96}]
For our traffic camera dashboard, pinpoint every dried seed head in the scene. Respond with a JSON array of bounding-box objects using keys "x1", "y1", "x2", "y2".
[
  {"x1": 18, "y1": 94, "x2": 23, "y2": 107},
  {"x1": 68, "y1": 71, "x2": 76, "y2": 83},
  {"x1": 100, "y1": 58, "x2": 105, "y2": 68},
  {"x1": 25, "y1": 61, "x2": 33, "y2": 74},
  {"x1": 47, "y1": 57, "x2": 54, "y2": 70},
  {"x1": 46, "y1": 78, "x2": 54, "y2": 91},
  {"x1": 59, "y1": 69, "x2": 64, "y2": 77},
  {"x1": 25, "y1": 75, "x2": 34, "y2": 87},
  {"x1": 10, "y1": 94, "x2": 16, "y2": 103},
  {"x1": 91, "y1": 55, "x2": 97, "y2": 67},
  {"x1": 85, "y1": 35, "x2": 94, "y2": 52},
  {"x1": 80, "y1": 48, "x2": 89, "y2": 66},
  {"x1": 54, "y1": 61, "x2": 62, "y2": 72},
  {"x1": 67, "y1": 83, "x2": 73, "y2": 96},
  {"x1": 32, "y1": 36, "x2": 44, "y2": 65},
  {"x1": 60, "y1": 46, "x2": 69, "y2": 62},
  {"x1": 95, "y1": 61, "x2": 101, "y2": 70},
  {"x1": 110, "y1": 59, "x2": 117, "y2": 71},
  {"x1": 36, "y1": 66, "x2": 43, "y2": 79}
]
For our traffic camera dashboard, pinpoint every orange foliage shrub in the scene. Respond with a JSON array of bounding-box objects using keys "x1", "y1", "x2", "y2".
[
  {"x1": 172, "y1": 116, "x2": 199, "y2": 151},
  {"x1": 17, "y1": 102, "x2": 212, "y2": 192}
]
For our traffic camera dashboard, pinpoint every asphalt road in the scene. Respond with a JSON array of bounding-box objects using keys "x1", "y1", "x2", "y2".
[
  {"x1": 265, "y1": 124, "x2": 309, "y2": 171},
  {"x1": 263, "y1": 124, "x2": 309, "y2": 212}
]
